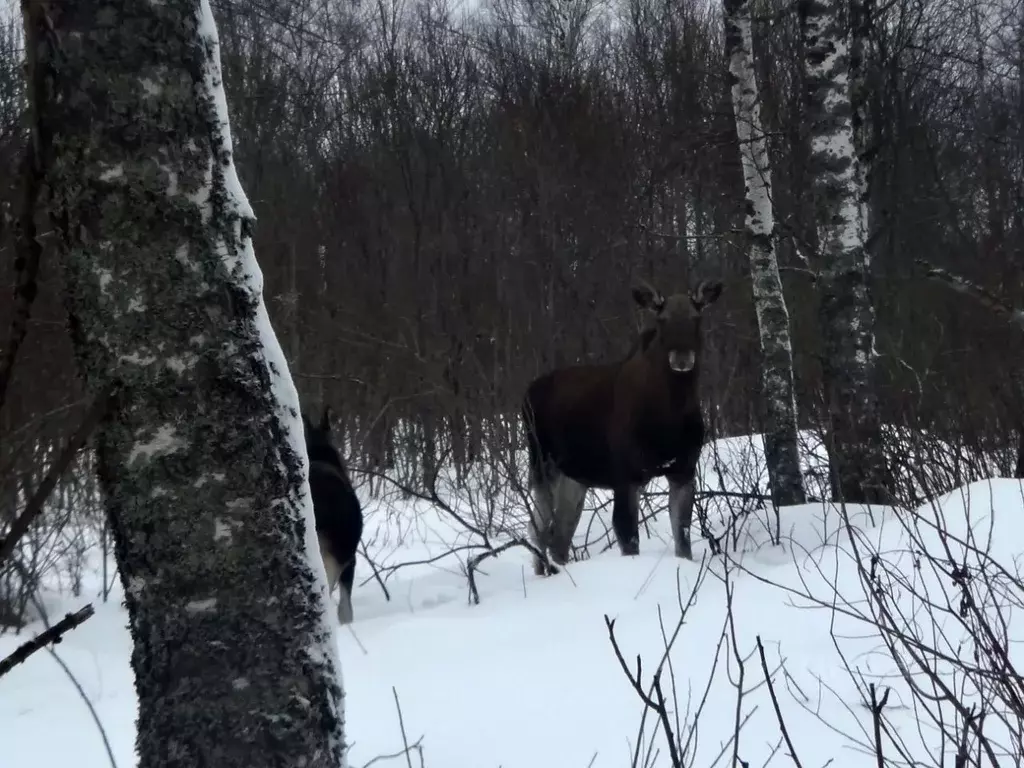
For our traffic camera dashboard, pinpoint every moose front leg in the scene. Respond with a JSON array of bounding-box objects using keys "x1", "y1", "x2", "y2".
[
  {"x1": 666, "y1": 470, "x2": 696, "y2": 560},
  {"x1": 612, "y1": 484, "x2": 641, "y2": 556}
]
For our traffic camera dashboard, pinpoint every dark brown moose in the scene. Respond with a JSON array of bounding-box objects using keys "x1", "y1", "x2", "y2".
[{"x1": 521, "y1": 278, "x2": 723, "y2": 575}]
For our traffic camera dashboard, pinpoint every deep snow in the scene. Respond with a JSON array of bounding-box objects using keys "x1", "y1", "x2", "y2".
[{"x1": 2, "y1": 432, "x2": 1023, "y2": 767}]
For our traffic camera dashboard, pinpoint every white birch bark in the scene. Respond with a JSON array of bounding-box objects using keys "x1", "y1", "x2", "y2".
[
  {"x1": 850, "y1": 0, "x2": 891, "y2": 280},
  {"x1": 724, "y1": 0, "x2": 806, "y2": 506},
  {"x1": 36, "y1": 0, "x2": 348, "y2": 764},
  {"x1": 799, "y1": 0, "x2": 890, "y2": 503}
]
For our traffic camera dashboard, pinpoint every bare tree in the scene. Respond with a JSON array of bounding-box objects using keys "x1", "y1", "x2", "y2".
[
  {"x1": 723, "y1": 0, "x2": 805, "y2": 507},
  {"x1": 798, "y1": 0, "x2": 889, "y2": 504},
  {"x1": 30, "y1": 0, "x2": 347, "y2": 764}
]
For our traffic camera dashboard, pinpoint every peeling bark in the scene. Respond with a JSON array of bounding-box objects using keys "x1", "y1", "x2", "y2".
[
  {"x1": 799, "y1": 0, "x2": 890, "y2": 504},
  {"x1": 724, "y1": 0, "x2": 806, "y2": 506},
  {"x1": 34, "y1": 1, "x2": 347, "y2": 765}
]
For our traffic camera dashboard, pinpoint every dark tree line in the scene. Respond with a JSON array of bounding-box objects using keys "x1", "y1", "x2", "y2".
[{"x1": 2, "y1": 0, "x2": 1023, "y2": 519}]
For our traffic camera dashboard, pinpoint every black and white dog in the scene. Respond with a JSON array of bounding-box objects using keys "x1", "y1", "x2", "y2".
[{"x1": 302, "y1": 406, "x2": 364, "y2": 625}]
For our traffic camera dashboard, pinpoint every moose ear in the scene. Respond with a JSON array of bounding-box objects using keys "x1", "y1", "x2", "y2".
[
  {"x1": 319, "y1": 405, "x2": 332, "y2": 433},
  {"x1": 631, "y1": 279, "x2": 665, "y2": 311},
  {"x1": 692, "y1": 280, "x2": 723, "y2": 311}
]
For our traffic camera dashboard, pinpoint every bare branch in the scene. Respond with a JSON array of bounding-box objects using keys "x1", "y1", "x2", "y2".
[
  {"x1": 605, "y1": 614, "x2": 683, "y2": 768},
  {"x1": 756, "y1": 635, "x2": 804, "y2": 768},
  {"x1": 0, "y1": 603, "x2": 94, "y2": 679},
  {"x1": 917, "y1": 259, "x2": 1024, "y2": 331},
  {"x1": 869, "y1": 682, "x2": 890, "y2": 768}
]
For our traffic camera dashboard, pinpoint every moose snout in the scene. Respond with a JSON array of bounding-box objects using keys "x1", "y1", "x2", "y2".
[{"x1": 668, "y1": 349, "x2": 696, "y2": 372}]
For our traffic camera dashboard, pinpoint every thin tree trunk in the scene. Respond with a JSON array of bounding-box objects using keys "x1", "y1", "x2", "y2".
[
  {"x1": 724, "y1": 0, "x2": 806, "y2": 506},
  {"x1": 799, "y1": 0, "x2": 890, "y2": 504},
  {"x1": 36, "y1": 0, "x2": 347, "y2": 765}
]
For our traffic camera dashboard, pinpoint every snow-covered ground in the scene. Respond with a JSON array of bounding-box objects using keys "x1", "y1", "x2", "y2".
[{"x1": 3, "y1": 433, "x2": 1023, "y2": 767}]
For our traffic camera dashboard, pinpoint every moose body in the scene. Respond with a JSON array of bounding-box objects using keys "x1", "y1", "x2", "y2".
[
  {"x1": 522, "y1": 279, "x2": 722, "y2": 575},
  {"x1": 303, "y1": 408, "x2": 364, "y2": 624}
]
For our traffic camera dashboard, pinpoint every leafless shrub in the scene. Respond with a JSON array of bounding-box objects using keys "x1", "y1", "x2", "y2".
[
  {"x1": 724, "y1": 463, "x2": 1024, "y2": 767},
  {"x1": 356, "y1": 688, "x2": 426, "y2": 768},
  {"x1": 606, "y1": 550, "x2": 784, "y2": 767},
  {"x1": 350, "y1": 412, "x2": 549, "y2": 605},
  {"x1": 1, "y1": 406, "x2": 107, "y2": 629},
  {"x1": 837, "y1": 480, "x2": 1024, "y2": 766}
]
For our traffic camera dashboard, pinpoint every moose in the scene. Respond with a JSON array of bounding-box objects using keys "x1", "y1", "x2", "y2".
[
  {"x1": 302, "y1": 406, "x2": 365, "y2": 624},
  {"x1": 521, "y1": 277, "x2": 723, "y2": 575}
]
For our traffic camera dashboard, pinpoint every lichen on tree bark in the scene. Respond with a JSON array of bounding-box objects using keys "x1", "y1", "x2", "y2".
[{"x1": 36, "y1": 1, "x2": 347, "y2": 765}]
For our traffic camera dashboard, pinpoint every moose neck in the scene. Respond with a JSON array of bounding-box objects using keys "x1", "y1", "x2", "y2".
[
  {"x1": 645, "y1": 342, "x2": 702, "y2": 402},
  {"x1": 665, "y1": 359, "x2": 701, "y2": 398}
]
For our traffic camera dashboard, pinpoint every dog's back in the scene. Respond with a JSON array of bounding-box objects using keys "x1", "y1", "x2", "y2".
[
  {"x1": 303, "y1": 409, "x2": 364, "y2": 624},
  {"x1": 309, "y1": 458, "x2": 363, "y2": 569}
]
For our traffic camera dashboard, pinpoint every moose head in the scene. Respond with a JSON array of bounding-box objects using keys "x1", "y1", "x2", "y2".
[{"x1": 631, "y1": 278, "x2": 724, "y2": 373}]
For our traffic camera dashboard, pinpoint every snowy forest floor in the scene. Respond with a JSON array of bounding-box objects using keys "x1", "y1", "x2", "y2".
[{"x1": 3, "y1": 432, "x2": 1023, "y2": 767}]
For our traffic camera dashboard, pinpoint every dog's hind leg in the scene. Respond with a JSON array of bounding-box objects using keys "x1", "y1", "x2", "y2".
[{"x1": 318, "y1": 533, "x2": 341, "y2": 594}]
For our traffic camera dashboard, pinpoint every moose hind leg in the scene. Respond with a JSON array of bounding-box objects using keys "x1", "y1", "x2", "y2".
[
  {"x1": 529, "y1": 472, "x2": 558, "y2": 576},
  {"x1": 549, "y1": 475, "x2": 587, "y2": 566},
  {"x1": 336, "y1": 556, "x2": 356, "y2": 625},
  {"x1": 612, "y1": 485, "x2": 641, "y2": 556},
  {"x1": 667, "y1": 473, "x2": 696, "y2": 560}
]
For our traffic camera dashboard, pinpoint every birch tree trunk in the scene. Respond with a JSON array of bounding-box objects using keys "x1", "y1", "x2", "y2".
[
  {"x1": 849, "y1": 0, "x2": 875, "y2": 247},
  {"x1": 799, "y1": 0, "x2": 890, "y2": 504},
  {"x1": 724, "y1": 0, "x2": 806, "y2": 506},
  {"x1": 32, "y1": 0, "x2": 348, "y2": 765}
]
